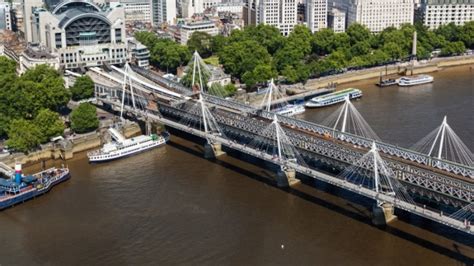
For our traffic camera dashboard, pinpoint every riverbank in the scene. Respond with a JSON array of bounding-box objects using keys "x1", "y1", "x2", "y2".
[
  {"x1": 305, "y1": 55, "x2": 474, "y2": 90},
  {"x1": 0, "y1": 122, "x2": 142, "y2": 169}
]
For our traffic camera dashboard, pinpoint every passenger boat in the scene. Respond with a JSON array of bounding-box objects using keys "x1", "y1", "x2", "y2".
[
  {"x1": 275, "y1": 104, "x2": 305, "y2": 117},
  {"x1": 376, "y1": 78, "x2": 398, "y2": 87},
  {"x1": 305, "y1": 88, "x2": 362, "y2": 108},
  {"x1": 0, "y1": 164, "x2": 70, "y2": 210},
  {"x1": 87, "y1": 128, "x2": 168, "y2": 163},
  {"x1": 397, "y1": 74, "x2": 434, "y2": 87}
]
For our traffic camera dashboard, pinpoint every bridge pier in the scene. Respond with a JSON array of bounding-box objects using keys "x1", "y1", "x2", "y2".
[
  {"x1": 204, "y1": 142, "x2": 226, "y2": 159},
  {"x1": 276, "y1": 168, "x2": 300, "y2": 187},
  {"x1": 372, "y1": 202, "x2": 397, "y2": 226}
]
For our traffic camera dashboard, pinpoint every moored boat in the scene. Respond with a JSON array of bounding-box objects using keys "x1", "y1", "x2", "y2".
[
  {"x1": 275, "y1": 104, "x2": 305, "y2": 117},
  {"x1": 376, "y1": 78, "x2": 398, "y2": 87},
  {"x1": 87, "y1": 128, "x2": 168, "y2": 163},
  {"x1": 397, "y1": 74, "x2": 434, "y2": 87},
  {"x1": 305, "y1": 88, "x2": 362, "y2": 108},
  {"x1": 0, "y1": 164, "x2": 70, "y2": 210}
]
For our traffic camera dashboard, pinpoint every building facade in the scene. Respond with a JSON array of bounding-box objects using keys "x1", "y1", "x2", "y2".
[
  {"x1": 328, "y1": 7, "x2": 345, "y2": 32},
  {"x1": 152, "y1": 0, "x2": 177, "y2": 26},
  {"x1": 179, "y1": 20, "x2": 218, "y2": 44},
  {"x1": 116, "y1": 0, "x2": 153, "y2": 25},
  {"x1": 258, "y1": 0, "x2": 298, "y2": 36},
  {"x1": 421, "y1": 0, "x2": 473, "y2": 29},
  {"x1": 347, "y1": 0, "x2": 415, "y2": 33},
  {"x1": 34, "y1": 0, "x2": 128, "y2": 70},
  {"x1": 306, "y1": 0, "x2": 327, "y2": 33},
  {"x1": 0, "y1": 2, "x2": 12, "y2": 31},
  {"x1": 182, "y1": 0, "x2": 205, "y2": 17}
]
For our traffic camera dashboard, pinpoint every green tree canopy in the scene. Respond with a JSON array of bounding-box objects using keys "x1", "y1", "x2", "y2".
[
  {"x1": 71, "y1": 75, "x2": 95, "y2": 101},
  {"x1": 0, "y1": 56, "x2": 17, "y2": 75},
  {"x1": 187, "y1": 31, "x2": 213, "y2": 58},
  {"x1": 6, "y1": 119, "x2": 42, "y2": 153},
  {"x1": 70, "y1": 103, "x2": 99, "y2": 134},
  {"x1": 347, "y1": 23, "x2": 372, "y2": 45},
  {"x1": 241, "y1": 64, "x2": 277, "y2": 88},
  {"x1": 440, "y1": 41, "x2": 466, "y2": 56},
  {"x1": 34, "y1": 109, "x2": 65, "y2": 142},
  {"x1": 219, "y1": 40, "x2": 272, "y2": 79}
]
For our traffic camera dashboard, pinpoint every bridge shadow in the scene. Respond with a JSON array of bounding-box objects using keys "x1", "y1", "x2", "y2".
[{"x1": 167, "y1": 139, "x2": 474, "y2": 264}]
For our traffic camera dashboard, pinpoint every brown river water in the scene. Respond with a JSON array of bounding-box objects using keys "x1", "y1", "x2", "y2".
[{"x1": 0, "y1": 66, "x2": 473, "y2": 265}]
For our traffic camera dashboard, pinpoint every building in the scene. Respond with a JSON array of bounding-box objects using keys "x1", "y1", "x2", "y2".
[
  {"x1": 128, "y1": 37, "x2": 150, "y2": 69},
  {"x1": 114, "y1": 0, "x2": 153, "y2": 25},
  {"x1": 258, "y1": 0, "x2": 298, "y2": 36},
  {"x1": 179, "y1": 20, "x2": 218, "y2": 44},
  {"x1": 0, "y1": 2, "x2": 12, "y2": 31},
  {"x1": 19, "y1": 46, "x2": 60, "y2": 74},
  {"x1": 33, "y1": 0, "x2": 128, "y2": 70},
  {"x1": 346, "y1": 0, "x2": 415, "y2": 33},
  {"x1": 421, "y1": 0, "x2": 473, "y2": 29},
  {"x1": 182, "y1": 0, "x2": 205, "y2": 17},
  {"x1": 23, "y1": 0, "x2": 43, "y2": 43},
  {"x1": 328, "y1": 7, "x2": 345, "y2": 32},
  {"x1": 306, "y1": 0, "x2": 328, "y2": 33},
  {"x1": 152, "y1": 0, "x2": 177, "y2": 26}
]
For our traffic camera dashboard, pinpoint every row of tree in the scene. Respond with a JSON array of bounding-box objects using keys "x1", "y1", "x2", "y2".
[
  {"x1": 136, "y1": 22, "x2": 473, "y2": 89},
  {"x1": 0, "y1": 57, "x2": 99, "y2": 152}
]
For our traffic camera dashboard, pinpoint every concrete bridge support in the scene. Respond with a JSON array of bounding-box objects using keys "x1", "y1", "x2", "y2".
[
  {"x1": 204, "y1": 142, "x2": 226, "y2": 159},
  {"x1": 372, "y1": 202, "x2": 397, "y2": 226},
  {"x1": 276, "y1": 168, "x2": 300, "y2": 187}
]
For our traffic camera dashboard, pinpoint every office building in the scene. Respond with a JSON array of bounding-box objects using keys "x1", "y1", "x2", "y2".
[
  {"x1": 421, "y1": 0, "x2": 473, "y2": 29},
  {"x1": 306, "y1": 0, "x2": 327, "y2": 33},
  {"x1": 328, "y1": 7, "x2": 345, "y2": 32}
]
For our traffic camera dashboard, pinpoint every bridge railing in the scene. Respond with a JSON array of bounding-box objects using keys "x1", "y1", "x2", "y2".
[{"x1": 258, "y1": 110, "x2": 473, "y2": 178}]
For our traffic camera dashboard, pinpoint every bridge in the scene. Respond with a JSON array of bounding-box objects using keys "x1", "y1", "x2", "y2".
[{"x1": 87, "y1": 59, "x2": 473, "y2": 235}]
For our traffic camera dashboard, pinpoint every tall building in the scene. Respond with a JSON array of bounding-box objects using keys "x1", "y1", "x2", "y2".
[
  {"x1": 116, "y1": 0, "x2": 153, "y2": 25},
  {"x1": 23, "y1": 0, "x2": 43, "y2": 43},
  {"x1": 328, "y1": 7, "x2": 345, "y2": 32},
  {"x1": 421, "y1": 0, "x2": 473, "y2": 29},
  {"x1": 33, "y1": 0, "x2": 128, "y2": 70},
  {"x1": 346, "y1": 0, "x2": 415, "y2": 33},
  {"x1": 306, "y1": 0, "x2": 327, "y2": 33},
  {"x1": 179, "y1": 20, "x2": 218, "y2": 44},
  {"x1": 0, "y1": 2, "x2": 12, "y2": 30},
  {"x1": 152, "y1": 0, "x2": 177, "y2": 26},
  {"x1": 182, "y1": 0, "x2": 204, "y2": 17},
  {"x1": 258, "y1": 0, "x2": 298, "y2": 36}
]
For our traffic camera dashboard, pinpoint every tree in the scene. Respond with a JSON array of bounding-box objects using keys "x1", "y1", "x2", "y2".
[
  {"x1": 187, "y1": 31, "x2": 213, "y2": 58},
  {"x1": 440, "y1": 41, "x2": 466, "y2": 56},
  {"x1": 435, "y1": 23, "x2": 460, "y2": 42},
  {"x1": 458, "y1": 21, "x2": 474, "y2": 49},
  {"x1": 228, "y1": 24, "x2": 285, "y2": 55},
  {"x1": 211, "y1": 35, "x2": 228, "y2": 54},
  {"x1": 6, "y1": 119, "x2": 42, "y2": 153},
  {"x1": 70, "y1": 103, "x2": 99, "y2": 134},
  {"x1": 312, "y1": 28, "x2": 336, "y2": 55},
  {"x1": 20, "y1": 65, "x2": 71, "y2": 111},
  {"x1": 0, "y1": 56, "x2": 17, "y2": 75},
  {"x1": 347, "y1": 23, "x2": 371, "y2": 45},
  {"x1": 207, "y1": 83, "x2": 237, "y2": 98},
  {"x1": 282, "y1": 65, "x2": 298, "y2": 83},
  {"x1": 241, "y1": 64, "x2": 277, "y2": 88},
  {"x1": 350, "y1": 41, "x2": 371, "y2": 57},
  {"x1": 219, "y1": 40, "x2": 272, "y2": 79},
  {"x1": 34, "y1": 109, "x2": 65, "y2": 142},
  {"x1": 383, "y1": 42, "x2": 406, "y2": 60},
  {"x1": 71, "y1": 75, "x2": 95, "y2": 101}
]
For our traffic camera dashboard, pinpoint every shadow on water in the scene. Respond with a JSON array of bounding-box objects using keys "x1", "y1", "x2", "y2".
[{"x1": 167, "y1": 139, "x2": 474, "y2": 265}]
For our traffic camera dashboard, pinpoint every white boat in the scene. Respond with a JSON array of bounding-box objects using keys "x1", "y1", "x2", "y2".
[
  {"x1": 87, "y1": 128, "x2": 168, "y2": 163},
  {"x1": 275, "y1": 104, "x2": 305, "y2": 116},
  {"x1": 305, "y1": 88, "x2": 362, "y2": 108},
  {"x1": 397, "y1": 74, "x2": 434, "y2": 87}
]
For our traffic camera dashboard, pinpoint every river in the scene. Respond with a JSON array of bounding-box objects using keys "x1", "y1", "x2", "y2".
[{"x1": 0, "y1": 66, "x2": 473, "y2": 265}]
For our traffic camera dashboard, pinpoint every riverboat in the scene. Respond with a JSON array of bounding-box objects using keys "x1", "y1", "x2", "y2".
[
  {"x1": 87, "y1": 128, "x2": 169, "y2": 163},
  {"x1": 397, "y1": 75, "x2": 434, "y2": 87},
  {"x1": 0, "y1": 164, "x2": 70, "y2": 210},
  {"x1": 305, "y1": 88, "x2": 362, "y2": 108},
  {"x1": 275, "y1": 104, "x2": 305, "y2": 117},
  {"x1": 376, "y1": 78, "x2": 398, "y2": 87}
]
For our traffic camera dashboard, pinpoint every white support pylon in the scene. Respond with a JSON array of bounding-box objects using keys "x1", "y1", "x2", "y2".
[
  {"x1": 333, "y1": 96, "x2": 350, "y2": 134},
  {"x1": 428, "y1": 115, "x2": 447, "y2": 160},
  {"x1": 199, "y1": 92, "x2": 209, "y2": 135},
  {"x1": 273, "y1": 114, "x2": 282, "y2": 160},
  {"x1": 371, "y1": 142, "x2": 380, "y2": 194}
]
